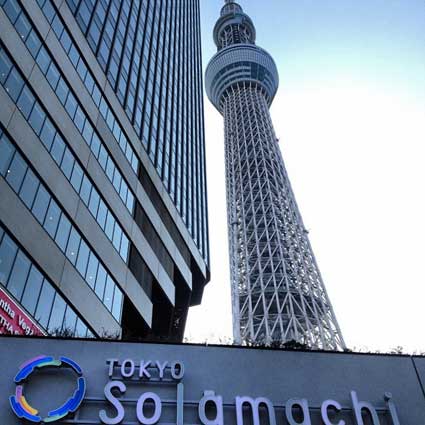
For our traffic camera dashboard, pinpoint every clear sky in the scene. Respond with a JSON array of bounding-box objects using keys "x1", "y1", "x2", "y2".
[{"x1": 186, "y1": 0, "x2": 425, "y2": 352}]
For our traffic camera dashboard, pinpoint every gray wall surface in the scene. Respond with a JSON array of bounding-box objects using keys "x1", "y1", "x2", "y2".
[{"x1": 0, "y1": 336, "x2": 424, "y2": 424}]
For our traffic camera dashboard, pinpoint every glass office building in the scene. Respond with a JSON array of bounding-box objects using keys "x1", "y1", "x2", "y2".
[{"x1": 0, "y1": 0, "x2": 209, "y2": 340}]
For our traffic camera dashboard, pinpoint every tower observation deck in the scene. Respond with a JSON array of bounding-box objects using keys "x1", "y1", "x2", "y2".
[{"x1": 205, "y1": 1, "x2": 345, "y2": 349}]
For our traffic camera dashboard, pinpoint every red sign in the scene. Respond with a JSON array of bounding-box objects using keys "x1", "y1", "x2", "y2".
[{"x1": 0, "y1": 288, "x2": 45, "y2": 336}]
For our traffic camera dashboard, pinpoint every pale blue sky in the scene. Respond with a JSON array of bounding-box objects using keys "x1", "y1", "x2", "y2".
[
  {"x1": 187, "y1": 1, "x2": 425, "y2": 351},
  {"x1": 201, "y1": 1, "x2": 425, "y2": 98}
]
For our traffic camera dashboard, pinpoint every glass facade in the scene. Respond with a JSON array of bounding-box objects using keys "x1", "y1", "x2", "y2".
[
  {"x1": 0, "y1": 224, "x2": 93, "y2": 337},
  {"x1": 0, "y1": 125, "x2": 124, "y2": 322},
  {"x1": 61, "y1": 0, "x2": 209, "y2": 262},
  {"x1": 0, "y1": 0, "x2": 209, "y2": 340}
]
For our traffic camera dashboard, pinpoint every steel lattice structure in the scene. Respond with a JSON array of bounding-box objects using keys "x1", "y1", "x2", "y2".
[{"x1": 205, "y1": 1, "x2": 345, "y2": 350}]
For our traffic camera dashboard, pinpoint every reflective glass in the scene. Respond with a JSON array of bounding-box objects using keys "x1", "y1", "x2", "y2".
[
  {"x1": 61, "y1": 148, "x2": 74, "y2": 179},
  {"x1": 55, "y1": 214, "x2": 71, "y2": 251},
  {"x1": 21, "y1": 266, "x2": 43, "y2": 315},
  {"x1": 0, "y1": 48, "x2": 12, "y2": 84},
  {"x1": 105, "y1": 157, "x2": 114, "y2": 180},
  {"x1": 65, "y1": 227, "x2": 80, "y2": 265},
  {"x1": 76, "y1": 239, "x2": 90, "y2": 277},
  {"x1": 55, "y1": 78, "x2": 68, "y2": 104},
  {"x1": 60, "y1": 31, "x2": 72, "y2": 53},
  {"x1": 36, "y1": 46, "x2": 51, "y2": 74},
  {"x1": 85, "y1": 252, "x2": 98, "y2": 289},
  {"x1": 96, "y1": 200, "x2": 107, "y2": 228},
  {"x1": 51, "y1": 14, "x2": 64, "y2": 38},
  {"x1": 0, "y1": 135, "x2": 15, "y2": 175},
  {"x1": 6, "y1": 152, "x2": 27, "y2": 192},
  {"x1": 16, "y1": 86, "x2": 35, "y2": 119},
  {"x1": 104, "y1": 211, "x2": 114, "y2": 240},
  {"x1": 74, "y1": 106, "x2": 85, "y2": 132},
  {"x1": 120, "y1": 235, "x2": 129, "y2": 262},
  {"x1": 90, "y1": 133, "x2": 101, "y2": 157},
  {"x1": 0, "y1": 234, "x2": 17, "y2": 286},
  {"x1": 26, "y1": 30, "x2": 42, "y2": 58},
  {"x1": 79, "y1": 175, "x2": 91, "y2": 204},
  {"x1": 48, "y1": 294, "x2": 66, "y2": 332},
  {"x1": 28, "y1": 102, "x2": 46, "y2": 135},
  {"x1": 15, "y1": 13, "x2": 31, "y2": 40},
  {"x1": 82, "y1": 120, "x2": 93, "y2": 144},
  {"x1": 68, "y1": 45, "x2": 79, "y2": 66},
  {"x1": 111, "y1": 287, "x2": 122, "y2": 321},
  {"x1": 75, "y1": 318, "x2": 86, "y2": 337},
  {"x1": 39, "y1": 119, "x2": 56, "y2": 150},
  {"x1": 88, "y1": 189, "x2": 100, "y2": 217},
  {"x1": 32, "y1": 185, "x2": 50, "y2": 224},
  {"x1": 4, "y1": 68, "x2": 24, "y2": 102},
  {"x1": 77, "y1": 59, "x2": 87, "y2": 80},
  {"x1": 7, "y1": 250, "x2": 31, "y2": 300},
  {"x1": 94, "y1": 263, "x2": 106, "y2": 299},
  {"x1": 19, "y1": 168, "x2": 39, "y2": 209},
  {"x1": 3, "y1": 0, "x2": 20, "y2": 22},
  {"x1": 43, "y1": 200, "x2": 61, "y2": 238},
  {"x1": 112, "y1": 225, "x2": 122, "y2": 251},
  {"x1": 65, "y1": 93, "x2": 77, "y2": 118},
  {"x1": 63, "y1": 306, "x2": 77, "y2": 333},
  {"x1": 35, "y1": 281, "x2": 54, "y2": 328},
  {"x1": 70, "y1": 162, "x2": 83, "y2": 192},
  {"x1": 51, "y1": 133, "x2": 65, "y2": 164},
  {"x1": 41, "y1": 0, "x2": 55, "y2": 23},
  {"x1": 103, "y1": 276, "x2": 114, "y2": 310},
  {"x1": 46, "y1": 62, "x2": 60, "y2": 90}
]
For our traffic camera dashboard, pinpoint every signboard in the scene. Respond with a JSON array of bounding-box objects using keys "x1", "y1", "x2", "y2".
[
  {"x1": 0, "y1": 288, "x2": 44, "y2": 336},
  {"x1": 0, "y1": 336, "x2": 425, "y2": 424}
]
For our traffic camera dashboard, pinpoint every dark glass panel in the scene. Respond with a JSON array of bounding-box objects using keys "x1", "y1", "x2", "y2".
[
  {"x1": 55, "y1": 78, "x2": 69, "y2": 105},
  {"x1": 36, "y1": 46, "x2": 51, "y2": 74},
  {"x1": 63, "y1": 306, "x2": 77, "y2": 334},
  {"x1": 46, "y1": 62, "x2": 60, "y2": 90},
  {"x1": 85, "y1": 252, "x2": 98, "y2": 289},
  {"x1": 76, "y1": 239, "x2": 90, "y2": 277},
  {"x1": 61, "y1": 148, "x2": 74, "y2": 179},
  {"x1": 15, "y1": 10, "x2": 32, "y2": 41},
  {"x1": 7, "y1": 250, "x2": 31, "y2": 301},
  {"x1": 0, "y1": 234, "x2": 18, "y2": 286},
  {"x1": 94, "y1": 263, "x2": 106, "y2": 299},
  {"x1": 55, "y1": 214, "x2": 71, "y2": 251},
  {"x1": 43, "y1": 199, "x2": 61, "y2": 238},
  {"x1": 51, "y1": 133, "x2": 65, "y2": 164},
  {"x1": 65, "y1": 227, "x2": 80, "y2": 265},
  {"x1": 4, "y1": 68, "x2": 24, "y2": 102},
  {"x1": 103, "y1": 276, "x2": 114, "y2": 310},
  {"x1": 19, "y1": 168, "x2": 39, "y2": 209},
  {"x1": 0, "y1": 48, "x2": 13, "y2": 84},
  {"x1": 16, "y1": 86, "x2": 35, "y2": 119},
  {"x1": 26, "y1": 30, "x2": 42, "y2": 58},
  {"x1": 0, "y1": 134, "x2": 15, "y2": 175},
  {"x1": 35, "y1": 281, "x2": 54, "y2": 328},
  {"x1": 96, "y1": 200, "x2": 107, "y2": 229},
  {"x1": 39, "y1": 119, "x2": 56, "y2": 150},
  {"x1": 21, "y1": 266, "x2": 43, "y2": 315},
  {"x1": 32, "y1": 185, "x2": 50, "y2": 224},
  {"x1": 28, "y1": 102, "x2": 46, "y2": 135},
  {"x1": 111, "y1": 287, "x2": 122, "y2": 321},
  {"x1": 75, "y1": 318, "x2": 86, "y2": 337},
  {"x1": 70, "y1": 162, "x2": 83, "y2": 192},
  {"x1": 48, "y1": 294, "x2": 66, "y2": 332},
  {"x1": 79, "y1": 175, "x2": 91, "y2": 205},
  {"x1": 6, "y1": 152, "x2": 27, "y2": 193}
]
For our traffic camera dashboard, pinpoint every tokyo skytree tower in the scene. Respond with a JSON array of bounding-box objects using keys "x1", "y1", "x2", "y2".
[{"x1": 205, "y1": 1, "x2": 345, "y2": 350}]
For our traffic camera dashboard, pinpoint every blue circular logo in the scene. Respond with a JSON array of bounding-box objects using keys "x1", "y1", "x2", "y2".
[{"x1": 9, "y1": 355, "x2": 86, "y2": 423}]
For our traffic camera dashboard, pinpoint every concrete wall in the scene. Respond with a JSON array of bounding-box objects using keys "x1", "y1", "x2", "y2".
[{"x1": 0, "y1": 336, "x2": 424, "y2": 424}]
